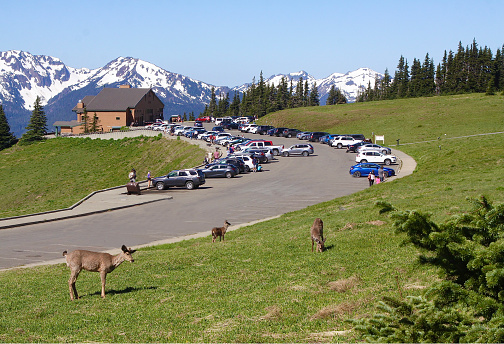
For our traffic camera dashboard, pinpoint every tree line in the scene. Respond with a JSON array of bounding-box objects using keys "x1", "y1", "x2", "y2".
[
  {"x1": 198, "y1": 71, "x2": 347, "y2": 119},
  {"x1": 357, "y1": 39, "x2": 504, "y2": 102}
]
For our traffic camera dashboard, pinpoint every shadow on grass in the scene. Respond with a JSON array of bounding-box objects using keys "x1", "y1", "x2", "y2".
[{"x1": 88, "y1": 285, "x2": 158, "y2": 298}]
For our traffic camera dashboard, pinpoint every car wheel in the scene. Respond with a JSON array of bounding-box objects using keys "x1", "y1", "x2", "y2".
[
  {"x1": 156, "y1": 182, "x2": 165, "y2": 190},
  {"x1": 225, "y1": 172, "x2": 232, "y2": 178},
  {"x1": 384, "y1": 159, "x2": 391, "y2": 165},
  {"x1": 287, "y1": 134, "x2": 292, "y2": 138},
  {"x1": 382, "y1": 150, "x2": 388, "y2": 154},
  {"x1": 353, "y1": 171, "x2": 361, "y2": 178},
  {"x1": 244, "y1": 165, "x2": 250, "y2": 172},
  {"x1": 384, "y1": 171, "x2": 389, "y2": 178},
  {"x1": 302, "y1": 151, "x2": 309, "y2": 156},
  {"x1": 337, "y1": 143, "x2": 343, "y2": 149},
  {"x1": 282, "y1": 151, "x2": 289, "y2": 157},
  {"x1": 185, "y1": 181, "x2": 194, "y2": 190},
  {"x1": 360, "y1": 159, "x2": 368, "y2": 163},
  {"x1": 273, "y1": 149, "x2": 279, "y2": 156}
]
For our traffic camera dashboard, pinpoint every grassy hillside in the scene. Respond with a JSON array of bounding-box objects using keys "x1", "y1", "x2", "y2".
[
  {"x1": 0, "y1": 135, "x2": 205, "y2": 218},
  {"x1": 0, "y1": 93, "x2": 503, "y2": 342}
]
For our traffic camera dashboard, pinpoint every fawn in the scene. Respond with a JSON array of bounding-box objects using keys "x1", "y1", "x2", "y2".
[
  {"x1": 212, "y1": 220, "x2": 231, "y2": 242},
  {"x1": 63, "y1": 245, "x2": 136, "y2": 300},
  {"x1": 311, "y1": 218, "x2": 326, "y2": 252}
]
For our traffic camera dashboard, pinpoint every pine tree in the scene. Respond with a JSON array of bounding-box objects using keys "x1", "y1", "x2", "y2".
[
  {"x1": 0, "y1": 105, "x2": 17, "y2": 150},
  {"x1": 19, "y1": 96, "x2": 47, "y2": 145},
  {"x1": 81, "y1": 107, "x2": 90, "y2": 133},
  {"x1": 89, "y1": 112, "x2": 101, "y2": 132},
  {"x1": 309, "y1": 82, "x2": 320, "y2": 106}
]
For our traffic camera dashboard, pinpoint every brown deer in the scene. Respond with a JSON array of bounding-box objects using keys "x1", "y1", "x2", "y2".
[
  {"x1": 63, "y1": 245, "x2": 136, "y2": 300},
  {"x1": 311, "y1": 218, "x2": 326, "y2": 252},
  {"x1": 212, "y1": 220, "x2": 231, "y2": 242}
]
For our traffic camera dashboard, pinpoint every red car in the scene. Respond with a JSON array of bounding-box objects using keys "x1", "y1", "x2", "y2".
[{"x1": 196, "y1": 116, "x2": 212, "y2": 122}]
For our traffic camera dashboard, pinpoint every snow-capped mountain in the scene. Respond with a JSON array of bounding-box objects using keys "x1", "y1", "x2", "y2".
[
  {"x1": 235, "y1": 68, "x2": 382, "y2": 104},
  {"x1": 0, "y1": 50, "x2": 383, "y2": 137}
]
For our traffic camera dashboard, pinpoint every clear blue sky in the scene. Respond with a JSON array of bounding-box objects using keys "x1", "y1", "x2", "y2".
[{"x1": 3, "y1": 0, "x2": 503, "y2": 87}]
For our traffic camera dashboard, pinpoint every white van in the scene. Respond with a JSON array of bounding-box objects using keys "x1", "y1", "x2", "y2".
[{"x1": 215, "y1": 117, "x2": 232, "y2": 126}]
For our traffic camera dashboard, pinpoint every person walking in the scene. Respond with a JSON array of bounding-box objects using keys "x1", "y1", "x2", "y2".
[
  {"x1": 367, "y1": 170, "x2": 375, "y2": 186},
  {"x1": 213, "y1": 147, "x2": 221, "y2": 161},
  {"x1": 378, "y1": 165, "x2": 385, "y2": 182}
]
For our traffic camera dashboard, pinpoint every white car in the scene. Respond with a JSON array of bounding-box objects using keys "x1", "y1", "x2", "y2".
[
  {"x1": 355, "y1": 151, "x2": 397, "y2": 165},
  {"x1": 357, "y1": 144, "x2": 392, "y2": 155},
  {"x1": 173, "y1": 126, "x2": 192, "y2": 136},
  {"x1": 330, "y1": 136, "x2": 363, "y2": 148}
]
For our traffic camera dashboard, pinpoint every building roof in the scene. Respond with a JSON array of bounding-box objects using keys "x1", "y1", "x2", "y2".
[
  {"x1": 73, "y1": 88, "x2": 153, "y2": 112},
  {"x1": 53, "y1": 120, "x2": 82, "y2": 127}
]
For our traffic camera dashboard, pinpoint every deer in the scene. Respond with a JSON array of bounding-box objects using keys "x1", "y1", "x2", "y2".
[
  {"x1": 212, "y1": 220, "x2": 231, "y2": 243},
  {"x1": 62, "y1": 245, "x2": 136, "y2": 300},
  {"x1": 311, "y1": 218, "x2": 326, "y2": 252}
]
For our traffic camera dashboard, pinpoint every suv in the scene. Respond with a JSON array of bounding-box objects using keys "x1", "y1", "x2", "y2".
[
  {"x1": 282, "y1": 128, "x2": 302, "y2": 138},
  {"x1": 152, "y1": 169, "x2": 205, "y2": 190},
  {"x1": 281, "y1": 144, "x2": 314, "y2": 157},
  {"x1": 308, "y1": 132, "x2": 329, "y2": 142},
  {"x1": 256, "y1": 125, "x2": 274, "y2": 135},
  {"x1": 330, "y1": 135, "x2": 363, "y2": 148}
]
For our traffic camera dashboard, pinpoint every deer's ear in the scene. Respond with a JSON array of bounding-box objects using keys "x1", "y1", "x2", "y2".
[
  {"x1": 121, "y1": 245, "x2": 128, "y2": 252},
  {"x1": 129, "y1": 248, "x2": 137, "y2": 254}
]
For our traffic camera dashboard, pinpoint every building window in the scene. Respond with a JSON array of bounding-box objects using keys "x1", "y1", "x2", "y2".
[{"x1": 116, "y1": 117, "x2": 120, "y2": 120}]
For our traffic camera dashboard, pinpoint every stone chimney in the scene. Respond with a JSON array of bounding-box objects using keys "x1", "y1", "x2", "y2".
[
  {"x1": 76, "y1": 100, "x2": 84, "y2": 108},
  {"x1": 120, "y1": 84, "x2": 131, "y2": 88}
]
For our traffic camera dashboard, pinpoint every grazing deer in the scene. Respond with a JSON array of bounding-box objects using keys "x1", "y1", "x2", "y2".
[
  {"x1": 212, "y1": 220, "x2": 231, "y2": 243},
  {"x1": 311, "y1": 218, "x2": 326, "y2": 252},
  {"x1": 63, "y1": 245, "x2": 136, "y2": 300}
]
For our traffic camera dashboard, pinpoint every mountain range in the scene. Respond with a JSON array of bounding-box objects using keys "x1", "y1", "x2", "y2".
[{"x1": 0, "y1": 50, "x2": 383, "y2": 137}]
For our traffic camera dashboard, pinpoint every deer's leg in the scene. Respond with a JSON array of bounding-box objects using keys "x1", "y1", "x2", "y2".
[
  {"x1": 100, "y1": 271, "x2": 107, "y2": 298},
  {"x1": 311, "y1": 239, "x2": 314, "y2": 252},
  {"x1": 68, "y1": 270, "x2": 80, "y2": 300}
]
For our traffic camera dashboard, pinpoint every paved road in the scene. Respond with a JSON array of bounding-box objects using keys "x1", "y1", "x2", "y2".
[{"x1": 0, "y1": 128, "x2": 399, "y2": 270}]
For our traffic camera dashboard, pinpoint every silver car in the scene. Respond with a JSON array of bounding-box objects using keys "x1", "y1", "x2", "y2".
[{"x1": 281, "y1": 144, "x2": 314, "y2": 157}]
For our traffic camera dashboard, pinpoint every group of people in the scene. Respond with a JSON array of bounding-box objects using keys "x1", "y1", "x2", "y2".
[
  {"x1": 367, "y1": 166, "x2": 385, "y2": 186},
  {"x1": 128, "y1": 168, "x2": 153, "y2": 188},
  {"x1": 204, "y1": 147, "x2": 223, "y2": 165}
]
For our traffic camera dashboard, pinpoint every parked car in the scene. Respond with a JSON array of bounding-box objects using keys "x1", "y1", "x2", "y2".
[
  {"x1": 196, "y1": 116, "x2": 212, "y2": 122},
  {"x1": 239, "y1": 147, "x2": 271, "y2": 163},
  {"x1": 282, "y1": 128, "x2": 302, "y2": 138},
  {"x1": 308, "y1": 132, "x2": 329, "y2": 142},
  {"x1": 214, "y1": 157, "x2": 247, "y2": 173},
  {"x1": 281, "y1": 144, "x2": 314, "y2": 157},
  {"x1": 221, "y1": 122, "x2": 240, "y2": 130},
  {"x1": 330, "y1": 135, "x2": 363, "y2": 148},
  {"x1": 266, "y1": 128, "x2": 276, "y2": 136},
  {"x1": 228, "y1": 154, "x2": 254, "y2": 172},
  {"x1": 320, "y1": 134, "x2": 339, "y2": 144},
  {"x1": 152, "y1": 169, "x2": 205, "y2": 190},
  {"x1": 212, "y1": 126, "x2": 225, "y2": 132},
  {"x1": 357, "y1": 144, "x2": 392, "y2": 155},
  {"x1": 256, "y1": 125, "x2": 274, "y2": 135},
  {"x1": 355, "y1": 151, "x2": 397, "y2": 165},
  {"x1": 193, "y1": 121, "x2": 203, "y2": 128},
  {"x1": 201, "y1": 163, "x2": 238, "y2": 178},
  {"x1": 349, "y1": 163, "x2": 396, "y2": 178},
  {"x1": 270, "y1": 127, "x2": 288, "y2": 137},
  {"x1": 346, "y1": 141, "x2": 369, "y2": 153},
  {"x1": 297, "y1": 131, "x2": 312, "y2": 140}
]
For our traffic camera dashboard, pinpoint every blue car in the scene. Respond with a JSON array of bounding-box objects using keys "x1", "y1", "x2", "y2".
[
  {"x1": 320, "y1": 134, "x2": 339, "y2": 144},
  {"x1": 349, "y1": 163, "x2": 395, "y2": 178}
]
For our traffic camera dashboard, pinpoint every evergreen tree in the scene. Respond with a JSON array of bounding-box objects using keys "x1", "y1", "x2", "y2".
[
  {"x1": 208, "y1": 87, "x2": 218, "y2": 117},
  {"x1": 80, "y1": 107, "x2": 90, "y2": 133},
  {"x1": 19, "y1": 96, "x2": 47, "y2": 145},
  {"x1": 326, "y1": 85, "x2": 337, "y2": 105},
  {"x1": 0, "y1": 104, "x2": 17, "y2": 150},
  {"x1": 89, "y1": 112, "x2": 101, "y2": 132},
  {"x1": 309, "y1": 82, "x2": 320, "y2": 106}
]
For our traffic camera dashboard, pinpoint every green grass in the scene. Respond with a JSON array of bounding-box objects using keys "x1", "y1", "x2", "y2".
[
  {"x1": 0, "y1": 135, "x2": 205, "y2": 218},
  {"x1": 1, "y1": 93, "x2": 504, "y2": 342}
]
